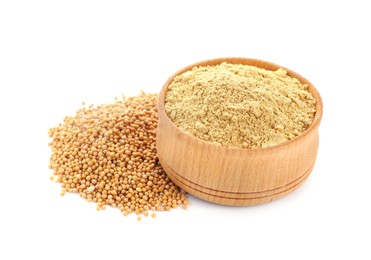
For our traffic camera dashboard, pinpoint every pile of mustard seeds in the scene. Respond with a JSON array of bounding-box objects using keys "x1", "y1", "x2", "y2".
[
  {"x1": 165, "y1": 62, "x2": 316, "y2": 148},
  {"x1": 49, "y1": 93, "x2": 187, "y2": 220}
]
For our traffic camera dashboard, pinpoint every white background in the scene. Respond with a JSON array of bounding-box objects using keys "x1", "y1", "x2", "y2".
[{"x1": 1, "y1": 0, "x2": 370, "y2": 259}]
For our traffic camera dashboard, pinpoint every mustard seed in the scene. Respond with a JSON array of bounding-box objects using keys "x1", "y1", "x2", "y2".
[{"x1": 48, "y1": 93, "x2": 187, "y2": 218}]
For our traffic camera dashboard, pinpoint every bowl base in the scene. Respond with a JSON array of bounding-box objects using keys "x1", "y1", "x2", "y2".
[{"x1": 159, "y1": 154, "x2": 314, "y2": 206}]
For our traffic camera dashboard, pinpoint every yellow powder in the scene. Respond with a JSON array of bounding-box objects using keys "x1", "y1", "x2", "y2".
[{"x1": 164, "y1": 62, "x2": 316, "y2": 148}]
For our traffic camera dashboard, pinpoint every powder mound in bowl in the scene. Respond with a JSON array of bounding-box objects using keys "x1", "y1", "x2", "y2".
[
  {"x1": 49, "y1": 92, "x2": 187, "y2": 217},
  {"x1": 165, "y1": 62, "x2": 316, "y2": 148}
]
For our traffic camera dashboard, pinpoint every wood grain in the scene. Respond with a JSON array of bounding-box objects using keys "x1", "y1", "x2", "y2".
[{"x1": 157, "y1": 57, "x2": 323, "y2": 206}]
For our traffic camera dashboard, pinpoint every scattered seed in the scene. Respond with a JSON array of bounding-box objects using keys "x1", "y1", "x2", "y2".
[
  {"x1": 48, "y1": 93, "x2": 187, "y2": 218},
  {"x1": 86, "y1": 186, "x2": 95, "y2": 193}
]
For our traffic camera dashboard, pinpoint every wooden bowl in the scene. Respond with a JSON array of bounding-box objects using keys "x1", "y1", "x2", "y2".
[{"x1": 157, "y1": 58, "x2": 323, "y2": 206}]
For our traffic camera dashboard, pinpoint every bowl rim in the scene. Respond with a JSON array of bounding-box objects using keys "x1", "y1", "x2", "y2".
[{"x1": 158, "y1": 57, "x2": 323, "y2": 152}]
